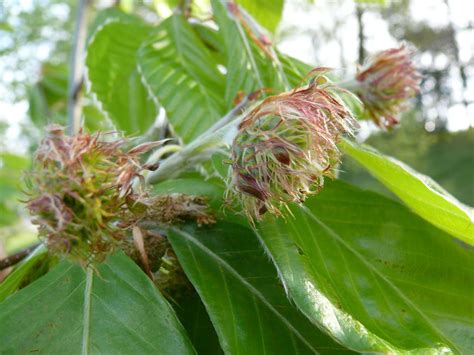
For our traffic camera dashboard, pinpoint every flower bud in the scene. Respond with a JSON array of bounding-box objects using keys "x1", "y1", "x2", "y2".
[
  {"x1": 26, "y1": 126, "x2": 213, "y2": 264},
  {"x1": 355, "y1": 46, "x2": 421, "y2": 128},
  {"x1": 228, "y1": 70, "x2": 357, "y2": 220}
]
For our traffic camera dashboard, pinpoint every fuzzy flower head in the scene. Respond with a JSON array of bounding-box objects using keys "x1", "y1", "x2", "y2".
[
  {"x1": 25, "y1": 125, "x2": 213, "y2": 264},
  {"x1": 355, "y1": 46, "x2": 421, "y2": 128},
  {"x1": 25, "y1": 125, "x2": 163, "y2": 264},
  {"x1": 228, "y1": 70, "x2": 357, "y2": 220}
]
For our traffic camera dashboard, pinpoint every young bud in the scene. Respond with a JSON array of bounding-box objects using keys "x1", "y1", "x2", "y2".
[
  {"x1": 355, "y1": 46, "x2": 421, "y2": 128},
  {"x1": 227, "y1": 70, "x2": 357, "y2": 221}
]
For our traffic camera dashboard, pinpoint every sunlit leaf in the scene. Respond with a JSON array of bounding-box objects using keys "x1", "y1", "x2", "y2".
[
  {"x1": 138, "y1": 15, "x2": 226, "y2": 143},
  {"x1": 236, "y1": 0, "x2": 284, "y2": 33},
  {"x1": 168, "y1": 222, "x2": 354, "y2": 354},
  {"x1": 212, "y1": 0, "x2": 286, "y2": 109},
  {"x1": 86, "y1": 20, "x2": 157, "y2": 134},
  {"x1": 257, "y1": 180, "x2": 474, "y2": 353},
  {"x1": 341, "y1": 139, "x2": 474, "y2": 246}
]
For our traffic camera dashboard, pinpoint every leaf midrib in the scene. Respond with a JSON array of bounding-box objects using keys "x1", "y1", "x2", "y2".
[
  {"x1": 171, "y1": 227, "x2": 320, "y2": 354},
  {"x1": 81, "y1": 266, "x2": 94, "y2": 355},
  {"x1": 300, "y1": 206, "x2": 459, "y2": 353},
  {"x1": 284, "y1": 209, "x2": 395, "y2": 350}
]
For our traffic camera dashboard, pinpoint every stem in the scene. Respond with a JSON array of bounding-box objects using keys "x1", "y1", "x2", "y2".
[
  {"x1": 241, "y1": 15, "x2": 290, "y2": 91},
  {"x1": 146, "y1": 115, "x2": 242, "y2": 184},
  {"x1": 356, "y1": 5, "x2": 366, "y2": 66},
  {"x1": 0, "y1": 243, "x2": 41, "y2": 271},
  {"x1": 147, "y1": 144, "x2": 182, "y2": 163},
  {"x1": 208, "y1": 95, "x2": 251, "y2": 132},
  {"x1": 180, "y1": 0, "x2": 193, "y2": 17},
  {"x1": 67, "y1": 0, "x2": 91, "y2": 135},
  {"x1": 444, "y1": 0, "x2": 469, "y2": 115},
  {"x1": 338, "y1": 79, "x2": 360, "y2": 93},
  {"x1": 146, "y1": 94, "x2": 256, "y2": 184}
]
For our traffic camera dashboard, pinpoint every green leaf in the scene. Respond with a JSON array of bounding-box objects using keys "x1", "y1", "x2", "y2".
[
  {"x1": 168, "y1": 222, "x2": 354, "y2": 354},
  {"x1": 138, "y1": 15, "x2": 226, "y2": 143},
  {"x1": 152, "y1": 0, "x2": 180, "y2": 18},
  {"x1": 27, "y1": 63, "x2": 69, "y2": 127},
  {"x1": 0, "y1": 253, "x2": 195, "y2": 354},
  {"x1": 0, "y1": 245, "x2": 47, "y2": 302},
  {"x1": 0, "y1": 153, "x2": 29, "y2": 200},
  {"x1": 212, "y1": 0, "x2": 286, "y2": 109},
  {"x1": 341, "y1": 139, "x2": 474, "y2": 246},
  {"x1": 0, "y1": 203, "x2": 17, "y2": 226},
  {"x1": 236, "y1": 0, "x2": 284, "y2": 33},
  {"x1": 191, "y1": 23, "x2": 225, "y2": 61},
  {"x1": 0, "y1": 153, "x2": 29, "y2": 226},
  {"x1": 0, "y1": 21, "x2": 13, "y2": 32},
  {"x1": 86, "y1": 20, "x2": 157, "y2": 135},
  {"x1": 174, "y1": 293, "x2": 224, "y2": 355},
  {"x1": 256, "y1": 180, "x2": 474, "y2": 353},
  {"x1": 87, "y1": 8, "x2": 145, "y2": 42}
]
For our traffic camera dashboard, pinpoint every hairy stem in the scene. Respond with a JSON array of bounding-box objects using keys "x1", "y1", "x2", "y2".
[
  {"x1": 146, "y1": 95, "x2": 256, "y2": 184},
  {"x1": 208, "y1": 94, "x2": 252, "y2": 132},
  {"x1": 146, "y1": 118, "x2": 241, "y2": 184},
  {"x1": 337, "y1": 79, "x2": 359, "y2": 92}
]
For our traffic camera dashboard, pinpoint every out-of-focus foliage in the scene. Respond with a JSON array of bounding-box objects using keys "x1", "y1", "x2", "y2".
[
  {"x1": 0, "y1": 0, "x2": 75, "y2": 101},
  {"x1": 235, "y1": 0, "x2": 284, "y2": 33},
  {"x1": 28, "y1": 63, "x2": 69, "y2": 127},
  {"x1": 0, "y1": 153, "x2": 29, "y2": 226}
]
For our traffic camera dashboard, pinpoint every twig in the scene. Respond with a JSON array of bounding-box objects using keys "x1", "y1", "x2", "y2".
[
  {"x1": 67, "y1": 0, "x2": 92, "y2": 135},
  {"x1": 0, "y1": 243, "x2": 41, "y2": 271},
  {"x1": 208, "y1": 94, "x2": 252, "y2": 132},
  {"x1": 356, "y1": 5, "x2": 366, "y2": 65},
  {"x1": 444, "y1": 0, "x2": 468, "y2": 94}
]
